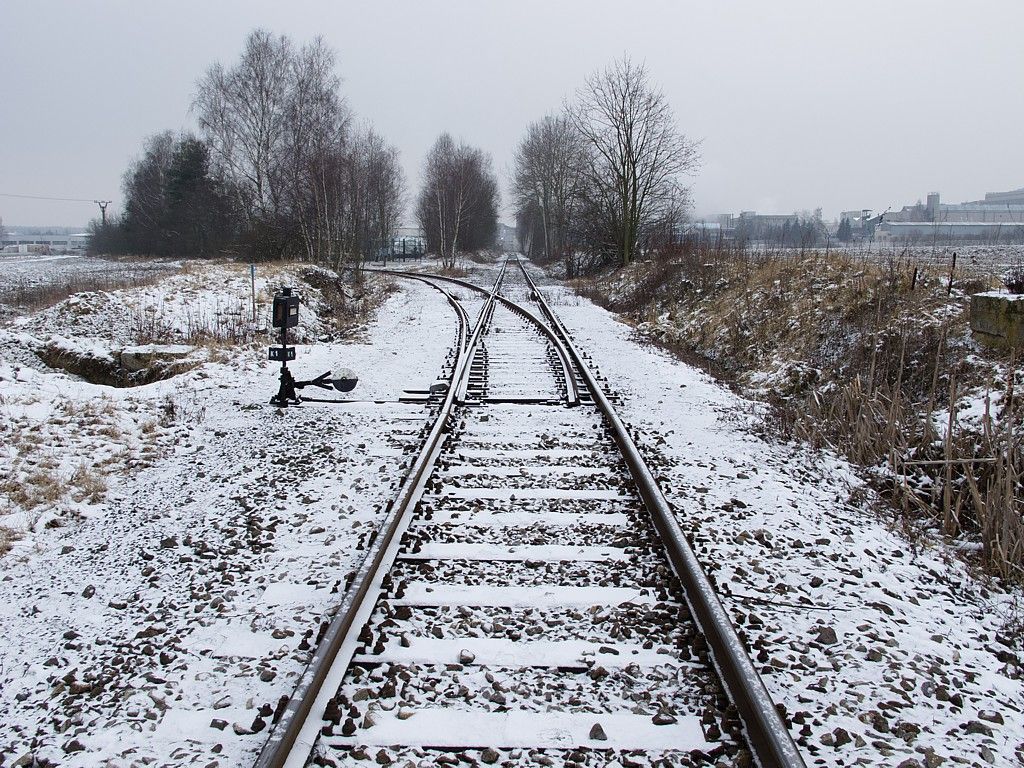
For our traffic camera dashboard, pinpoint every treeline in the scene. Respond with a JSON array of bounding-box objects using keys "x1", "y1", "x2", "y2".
[
  {"x1": 735, "y1": 213, "x2": 828, "y2": 249},
  {"x1": 91, "y1": 30, "x2": 404, "y2": 266},
  {"x1": 512, "y1": 57, "x2": 699, "y2": 277}
]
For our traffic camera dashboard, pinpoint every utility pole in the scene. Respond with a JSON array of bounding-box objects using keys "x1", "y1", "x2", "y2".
[{"x1": 94, "y1": 200, "x2": 112, "y2": 226}]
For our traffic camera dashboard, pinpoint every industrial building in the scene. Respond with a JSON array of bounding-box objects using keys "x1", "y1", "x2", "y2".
[
  {"x1": 1, "y1": 232, "x2": 90, "y2": 254},
  {"x1": 875, "y1": 186, "x2": 1024, "y2": 242}
]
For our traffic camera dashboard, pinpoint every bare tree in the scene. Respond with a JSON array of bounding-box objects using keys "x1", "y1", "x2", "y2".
[
  {"x1": 417, "y1": 134, "x2": 497, "y2": 269},
  {"x1": 361, "y1": 127, "x2": 405, "y2": 264},
  {"x1": 293, "y1": 124, "x2": 405, "y2": 268},
  {"x1": 566, "y1": 57, "x2": 699, "y2": 267},
  {"x1": 193, "y1": 29, "x2": 351, "y2": 258},
  {"x1": 511, "y1": 114, "x2": 587, "y2": 274}
]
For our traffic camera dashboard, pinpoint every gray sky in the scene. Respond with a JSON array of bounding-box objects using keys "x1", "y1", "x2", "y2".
[{"x1": 2, "y1": 0, "x2": 1023, "y2": 228}]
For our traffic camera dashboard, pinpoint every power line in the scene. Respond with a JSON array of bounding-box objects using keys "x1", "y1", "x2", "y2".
[{"x1": 0, "y1": 192, "x2": 101, "y2": 203}]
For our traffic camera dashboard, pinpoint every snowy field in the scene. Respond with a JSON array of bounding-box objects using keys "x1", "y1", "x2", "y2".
[
  {"x1": 0, "y1": 253, "x2": 180, "y2": 310},
  {"x1": 833, "y1": 243, "x2": 1024, "y2": 281},
  {"x1": 0, "y1": 259, "x2": 1021, "y2": 767}
]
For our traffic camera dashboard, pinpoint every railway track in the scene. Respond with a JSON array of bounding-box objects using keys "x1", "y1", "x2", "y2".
[{"x1": 255, "y1": 260, "x2": 805, "y2": 768}]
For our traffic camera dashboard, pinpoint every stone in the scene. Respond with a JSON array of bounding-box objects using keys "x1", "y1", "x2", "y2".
[
  {"x1": 480, "y1": 748, "x2": 500, "y2": 764},
  {"x1": 970, "y1": 292, "x2": 1024, "y2": 349},
  {"x1": 120, "y1": 344, "x2": 196, "y2": 373},
  {"x1": 814, "y1": 626, "x2": 838, "y2": 645},
  {"x1": 589, "y1": 723, "x2": 608, "y2": 741},
  {"x1": 458, "y1": 649, "x2": 476, "y2": 664},
  {"x1": 964, "y1": 720, "x2": 993, "y2": 736}
]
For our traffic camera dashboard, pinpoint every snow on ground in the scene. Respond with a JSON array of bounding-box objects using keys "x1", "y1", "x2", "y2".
[
  {"x1": 0, "y1": 265, "x2": 459, "y2": 766},
  {"x1": 549, "y1": 284, "x2": 1024, "y2": 768},
  {"x1": 0, "y1": 253, "x2": 180, "y2": 317},
  {"x1": 1, "y1": 257, "x2": 1021, "y2": 768}
]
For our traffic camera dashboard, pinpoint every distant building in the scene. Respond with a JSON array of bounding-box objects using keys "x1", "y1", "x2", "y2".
[
  {"x1": 876, "y1": 186, "x2": 1024, "y2": 242},
  {"x1": 737, "y1": 211, "x2": 799, "y2": 229},
  {"x1": 884, "y1": 189, "x2": 1024, "y2": 225},
  {"x1": 983, "y1": 187, "x2": 1024, "y2": 205},
  {"x1": 674, "y1": 221, "x2": 724, "y2": 239},
  {"x1": 875, "y1": 221, "x2": 1024, "y2": 242},
  {"x1": 840, "y1": 209, "x2": 876, "y2": 240},
  {"x1": 1, "y1": 232, "x2": 89, "y2": 254}
]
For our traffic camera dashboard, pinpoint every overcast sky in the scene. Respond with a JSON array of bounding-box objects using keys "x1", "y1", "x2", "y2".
[{"x1": 2, "y1": 0, "x2": 1023, "y2": 228}]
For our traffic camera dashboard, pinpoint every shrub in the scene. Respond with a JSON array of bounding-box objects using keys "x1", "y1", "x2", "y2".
[{"x1": 1005, "y1": 262, "x2": 1024, "y2": 294}]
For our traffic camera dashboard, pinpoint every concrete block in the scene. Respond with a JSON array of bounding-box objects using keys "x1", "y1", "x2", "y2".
[{"x1": 971, "y1": 292, "x2": 1024, "y2": 349}]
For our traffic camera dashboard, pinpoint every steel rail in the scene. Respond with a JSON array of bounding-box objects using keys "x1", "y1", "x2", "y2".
[
  {"x1": 515, "y1": 259, "x2": 807, "y2": 768},
  {"x1": 364, "y1": 266, "x2": 580, "y2": 407},
  {"x1": 453, "y1": 261, "x2": 505, "y2": 403},
  {"x1": 252, "y1": 271, "x2": 499, "y2": 768}
]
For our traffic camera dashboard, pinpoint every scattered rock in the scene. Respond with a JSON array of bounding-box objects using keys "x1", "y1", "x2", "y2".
[
  {"x1": 814, "y1": 626, "x2": 838, "y2": 645},
  {"x1": 589, "y1": 723, "x2": 608, "y2": 741},
  {"x1": 964, "y1": 720, "x2": 993, "y2": 736}
]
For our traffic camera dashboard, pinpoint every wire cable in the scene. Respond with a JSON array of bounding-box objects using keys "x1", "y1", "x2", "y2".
[{"x1": 0, "y1": 193, "x2": 108, "y2": 203}]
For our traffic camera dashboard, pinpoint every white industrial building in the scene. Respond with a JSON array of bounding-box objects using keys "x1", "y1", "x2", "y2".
[
  {"x1": 884, "y1": 189, "x2": 1024, "y2": 225},
  {"x1": 875, "y1": 187, "x2": 1024, "y2": 242},
  {"x1": 1, "y1": 232, "x2": 90, "y2": 254}
]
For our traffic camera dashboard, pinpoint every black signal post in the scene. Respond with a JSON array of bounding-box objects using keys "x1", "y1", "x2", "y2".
[
  {"x1": 268, "y1": 287, "x2": 359, "y2": 407},
  {"x1": 269, "y1": 288, "x2": 300, "y2": 406}
]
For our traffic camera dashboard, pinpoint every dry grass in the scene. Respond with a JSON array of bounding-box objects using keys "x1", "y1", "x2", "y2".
[
  {"x1": 581, "y1": 239, "x2": 1024, "y2": 581},
  {"x1": 0, "y1": 525, "x2": 20, "y2": 556},
  {"x1": 69, "y1": 464, "x2": 108, "y2": 504},
  {"x1": 1, "y1": 465, "x2": 65, "y2": 510}
]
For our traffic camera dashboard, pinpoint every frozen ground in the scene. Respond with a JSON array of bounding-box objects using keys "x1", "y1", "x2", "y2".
[
  {"x1": 0, "y1": 253, "x2": 180, "y2": 312},
  {"x1": 827, "y1": 243, "x2": 1024, "y2": 282},
  {"x1": 0, "y1": 258, "x2": 1021, "y2": 767},
  {"x1": 0, "y1": 265, "x2": 458, "y2": 766}
]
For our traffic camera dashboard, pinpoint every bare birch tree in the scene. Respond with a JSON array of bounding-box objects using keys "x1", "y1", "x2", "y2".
[
  {"x1": 511, "y1": 114, "x2": 587, "y2": 274},
  {"x1": 566, "y1": 57, "x2": 699, "y2": 267},
  {"x1": 193, "y1": 29, "x2": 351, "y2": 258},
  {"x1": 417, "y1": 134, "x2": 497, "y2": 269}
]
